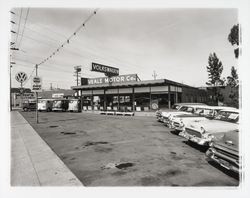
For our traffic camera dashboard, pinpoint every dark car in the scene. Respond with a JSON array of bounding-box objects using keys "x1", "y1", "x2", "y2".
[
  {"x1": 23, "y1": 101, "x2": 36, "y2": 111},
  {"x1": 206, "y1": 129, "x2": 240, "y2": 174},
  {"x1": 52, "y1": 99, "x2": 69, "y2": 112}
]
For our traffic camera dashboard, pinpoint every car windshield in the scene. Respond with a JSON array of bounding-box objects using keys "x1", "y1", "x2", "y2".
[
  {"x1": 214, "y1": 111, "x2": 239, "y2": 123},
  {"x1": 172, "y1": 105, "x2": 180, "y2": 110},
  {"x1": 194, "y1": 108, "x2": 213, "y2": 116},
  {"x1": 38, "y1": 100, "x2": 46, "y2": 104},
  {"x1": 179, "y1": 106, "x2": 194, "y2": 112},
  {"x1": 53, "y1": 100, "x2": 62, "y2": 107}
]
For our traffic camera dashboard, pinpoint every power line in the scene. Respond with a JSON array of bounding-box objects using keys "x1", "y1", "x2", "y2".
[
  {"x1": 18, "y1": 8, "x2": 30, "y2": 49},
  {"x1": 12, "y1": 10, "x2": 144, "y2": 74},
  {"x1": 36, "y1": 8, "x2": 99, "y2": 67},
  {"x1": 12, "y1": 8, "x2": 150, "y2": 87},
  {"x1": 14, "y1": 8, "x2": 23, "y2": 48},
  {"x1": 14, "y1": 11, "x2": 68, "y2": 40}
]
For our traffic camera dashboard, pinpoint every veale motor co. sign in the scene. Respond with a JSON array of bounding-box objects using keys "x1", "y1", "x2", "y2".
[
  {"x1": 91, "y1": 62, "x2": 119, "y2": 76},
  {"x1": 88, "y1": 74, "x2": 138, "y2": 85}
]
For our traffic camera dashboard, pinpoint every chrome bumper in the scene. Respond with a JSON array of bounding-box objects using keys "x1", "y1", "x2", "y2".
[
  {"x1": 182, "y1": 132, "x2": 209, "y2": 146},
  {"x1": 206, "y1": 148, "x2": 239, "y2": 174}
]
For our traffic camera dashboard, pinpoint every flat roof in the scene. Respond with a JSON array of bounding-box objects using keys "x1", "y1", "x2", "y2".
[{"x1": 71, "y1": 79, "x2": 194, "y2": 90}]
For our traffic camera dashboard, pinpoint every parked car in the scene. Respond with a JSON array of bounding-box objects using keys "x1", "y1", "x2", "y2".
[
  {"x1": 68, "y1": 99, "x2": 82, "y2": 112},
  {"x1": 52, "y1": 99, "x2": 69, "y2": 111},
  {"x1": 157, "y1": 103, "x2": 206, "y2": 123},
  {"x1": 38, "y1": 99, "x2": 54, "y2": 112},
  {"x1": 206, "y1": 129, "x2": 240, "y2": 174},
  {"x1": 171, "y1": 106, "x2": 237, "y2": 133},
  {"x1": 162, "y1": 104, "x2": 208, "y2": 127},
  {"x1": 182, "y1": 109, "x2": 239, "y2": 146},
  {"x1": 171, "y1": 103, "x2": 206, "y2": 110},
  {"x1": 22, "y1": 100, "x2": 36, "y2": 111}
]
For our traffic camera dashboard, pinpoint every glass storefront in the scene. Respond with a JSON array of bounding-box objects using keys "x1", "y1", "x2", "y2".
[
  {"x1": 134, "y1": 93, "x2": 150, "y2": 111},
  {"x1": 151, "y1": 93, "x2": 169, "y2": 109},
  {"x1": 106, "y1": 94, "x2": 132, "y2": 111},
  {"x1": 80, "y1": 84, "x2": 183, "y2": 111}
]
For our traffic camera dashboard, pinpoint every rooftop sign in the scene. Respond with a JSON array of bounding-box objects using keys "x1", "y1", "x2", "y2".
[
  {"x1": 91, "y1": 62, "x2": 119, "y2": 76},
  {"x1": 87, "y1": 74, "x2": 138, "y2": 85}
]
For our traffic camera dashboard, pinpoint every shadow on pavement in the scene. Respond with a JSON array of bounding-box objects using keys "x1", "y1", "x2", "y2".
[{"x1": 207, "y1": 160, "x2": 240, "y2": 181}]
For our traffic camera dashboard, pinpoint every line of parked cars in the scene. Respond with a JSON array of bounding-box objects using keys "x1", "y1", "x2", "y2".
[
  {"x1": 22, "y1": 98, "x2": 82, "y2": 112},
  {"x1": 156, "y1": 103, "x2": 240, "y2": 175}
]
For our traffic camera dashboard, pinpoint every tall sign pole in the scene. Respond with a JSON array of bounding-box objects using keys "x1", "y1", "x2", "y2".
[
  {"x1": 20, "y1": 82, "x2": 23, "y2": 109},
  {"x1": 15, "y1": 71, "x2": 27, "y2": 109},
  {"x1": 74, "y1": 66, "x2": 81, "y2": 97},
  {"x1": 10, "y1": 65, "x2": 12, "y2": 111},
  {"x1": 35, "y1": 64, "x2": 39, "y2": 124},
  {"x1": 31, "y1": 66, "x2": 42, "y2": 123}
]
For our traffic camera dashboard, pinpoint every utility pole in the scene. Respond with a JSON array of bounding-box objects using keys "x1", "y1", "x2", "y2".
[
  {"x1": 10, "y1": 64, "x2": 12, "y2": 111},
  {"x1": 74, "y1": 66, "x2": 81, "y2": 86},
  {"x1": 74, "y1": 66, "x2": 81, "y2": 97},
  {"x1": 152, "y1": 70, "x2": 157, "y2": 80},
  {"x1": 10, "y1": 11, "x2": 16, "y2": 111},
  {"x1": 35, "y1": 64, "x2": 39, "y2": 124}
]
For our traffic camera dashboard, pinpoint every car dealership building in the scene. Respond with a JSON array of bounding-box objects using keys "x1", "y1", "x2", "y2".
[{"x1": 71, "y1": 73, "x2": 208, "y2": 112}]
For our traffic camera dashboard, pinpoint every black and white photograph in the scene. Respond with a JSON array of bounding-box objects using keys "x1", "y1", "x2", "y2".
[{"x1": 1, "y1": 0, "x2": 250, "y2": 197}]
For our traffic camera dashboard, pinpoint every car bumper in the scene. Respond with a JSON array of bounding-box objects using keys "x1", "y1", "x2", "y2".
[
  {"x1": 206, "y1": 148, "x2": 239, "y2": 174},
  {"x1": 182, "y1": 132, "x2": 209, "y2": 146},
  {"x1": 157, "y1": 116, "x2": 163, "y2": 122}
]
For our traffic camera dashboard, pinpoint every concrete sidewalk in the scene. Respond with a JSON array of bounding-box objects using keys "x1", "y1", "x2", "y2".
[{"x1": 11, "y1": 111, "x2": 83, "y2": 186}]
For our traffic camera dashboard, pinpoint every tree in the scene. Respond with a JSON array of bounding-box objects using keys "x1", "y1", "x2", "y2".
[
  {"x1": 227, "y1": 66, "x2": 239, "y2": 87},
  {"x1": 228, "y1": 24, "x2": 239, "y2": 58},
  {"x1": 227, "y1": 66, "x2": 239, "y2": 108},
  {"x1": 206, "y1": 52, "x2": 224, "y2": 86}
]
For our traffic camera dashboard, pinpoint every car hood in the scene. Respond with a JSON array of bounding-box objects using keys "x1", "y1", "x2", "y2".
[
  {"x1": 186, "y1": 119, "x2": 238, "y2": 134},
  {"x1": 213, "y1": 130, "x2": 239, "y2": 153},
  {"x1": 164, "y1": 111, "x2": 191, "y2": 117},
  {"x1": 174, "y1": 116, "x2": 208, "y2": 124}
]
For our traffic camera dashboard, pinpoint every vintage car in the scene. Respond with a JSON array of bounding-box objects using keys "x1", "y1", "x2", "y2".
[
  {"x1": 171, "y1": 102, "x2": 205, "y2": 110},
  {"x1": 68, "y1": 99, "x2": 82, "y2": 112},
  {"x1": 206, "y1": 129, "x2": 240, "y2": 174},
  {"x1": 182, "y1": 109, "x2": 239, "y2": 146},
  {"x1": 38, "y1": 99, "x2": 54, "y2": 112},
  {"x1": 162, "y1": 104, "x2": 208, "y2": 127},
  {"x1": 23, "y1": 100, "x2": 36, "y2": 111},
  {"x1": 171, "y1": 106, "x2": 237, "y2": 133},
  {"x1": 52, "y1": 99, "x2": 69, "y2": 111},
  {"x1": 156, "y1": 103, "x2": 206, "y2": 122}
]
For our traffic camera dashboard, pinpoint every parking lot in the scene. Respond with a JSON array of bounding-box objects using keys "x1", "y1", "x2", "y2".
[{"x1": 19, "y1": 111, "x2": 239, "y2": 186}]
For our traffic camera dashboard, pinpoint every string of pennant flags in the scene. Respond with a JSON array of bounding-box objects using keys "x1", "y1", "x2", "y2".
[{"x1": 36, "y1": 8, "x2": 99, "y2": 67}]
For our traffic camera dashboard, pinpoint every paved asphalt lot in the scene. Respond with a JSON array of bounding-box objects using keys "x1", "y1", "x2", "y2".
[{"x1": 19, "y1": 111, "x2": 239, "y2": 186}]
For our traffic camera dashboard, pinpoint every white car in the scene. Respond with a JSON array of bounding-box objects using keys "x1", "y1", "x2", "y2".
[
  {"x1": 37, "y1": 99, "x2": 54, "y2": 112},
  {"x1": 171, "y1": 106, "x2": 237, "y2": 133},
  {"x1": 156, "y1": 103, "x2": 206, "y2": 122},
  {"x1": 162, "y1": 104, "x2": 208, "y2": 127},
  {"x1": 182, "y1": 109, "x2": 239, "y2": 146}
]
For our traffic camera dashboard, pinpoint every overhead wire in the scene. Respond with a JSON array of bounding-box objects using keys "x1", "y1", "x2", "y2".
[
  {"x1": 36, "y1": 8, "x2": 99, "y2": 67},
  {"x1": 18, "y1": 8, "x2": 30, "y2": 49},
  {"x1": 14, "y1": 8, "x2": 23, "y2": 47},
  {"x1": 13, "y1": 9, "x2": 145, "y2": 74},
  {"x1": 13, "y1": 8, "x2": 149, "y2": 88}
]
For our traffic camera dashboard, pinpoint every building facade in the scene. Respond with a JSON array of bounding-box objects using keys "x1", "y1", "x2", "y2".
[{"x1": 72, "y1": 74, "x2": 208, "y2": 112}]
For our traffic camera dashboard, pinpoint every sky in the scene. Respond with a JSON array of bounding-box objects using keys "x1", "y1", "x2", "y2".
[{"x1": 10, "y1": 8, "x2": 238, "y2": 90}]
